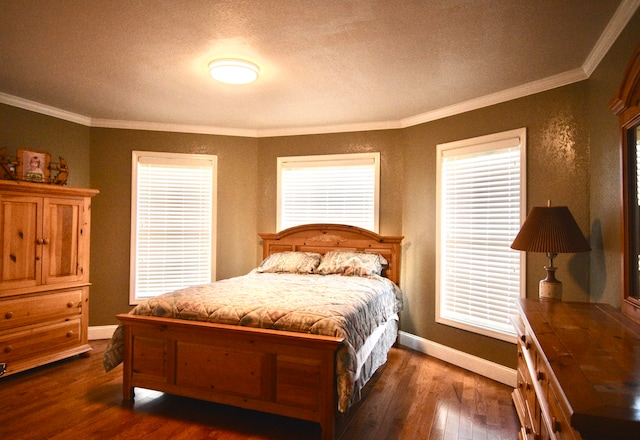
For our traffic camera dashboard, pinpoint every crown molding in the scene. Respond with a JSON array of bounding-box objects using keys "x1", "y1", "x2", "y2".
[
  {"x1": 0, "y1": 67, "x2": 593, "y2": 138},
  {"x1": 256, "y1": 119, "x2": 403, "y2": 138},
  {"x1": 400, "y1": 68, "x2": 588, "y2": 128},
  {"x1": 0, "y1": 67, "x2": 600, "y2": 138},
  {"x1": 0, "y1": 91, "x2": 91, "y2": 126},
  {"x1": 583, "y1": 0, "x2": 640, "y2": 76},
  {"x1": 91, "y1": 118, "x2": 259, "y2": 138}
]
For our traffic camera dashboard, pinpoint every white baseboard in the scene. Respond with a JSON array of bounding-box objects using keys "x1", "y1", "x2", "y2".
[
  {"x1": 88, "y1": 325, "x2": 118, "y2": 340},
  {"x1": 88, "y1": 325, "x2": 516, "y2": 387},
  {"x1": 398, "y1": 331, "x2": 516, "y2": 387}
]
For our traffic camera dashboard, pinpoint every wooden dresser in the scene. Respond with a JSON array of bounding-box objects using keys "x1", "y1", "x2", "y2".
[
  {"x1": 0, "y1": 180, "x2": 98, "y2": 377},
  {"x1": 513, "y1": 298, "x2": 640, "y2": 440}
]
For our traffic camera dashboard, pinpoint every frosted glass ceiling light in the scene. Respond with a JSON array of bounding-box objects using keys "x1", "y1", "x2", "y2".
[{"x1": 208, "y1": 59, "x2": 259, "y2": 84}]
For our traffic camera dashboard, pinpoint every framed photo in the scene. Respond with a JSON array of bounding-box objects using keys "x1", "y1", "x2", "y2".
[{"x1": 16, "y1": 148, "x2": 51, "y2": 182}]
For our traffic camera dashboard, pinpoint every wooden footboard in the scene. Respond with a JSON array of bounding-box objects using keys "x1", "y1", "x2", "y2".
[{"x1": 117, "y1": 313, "x2": 344, "y2": 440}]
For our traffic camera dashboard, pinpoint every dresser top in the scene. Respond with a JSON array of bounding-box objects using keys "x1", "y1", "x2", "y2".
[
  {"x1": 518, "y1": 299, "x2": 640, "y2": 437},
  {"x1": 0, "y1": 180, "x2": 98, "y2": 197}
]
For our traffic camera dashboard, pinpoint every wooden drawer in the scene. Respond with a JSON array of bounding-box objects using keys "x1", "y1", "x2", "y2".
[
  {"x1": 0, "y1": 289, "x2": 83, "y2": 331},
  {"x1": 515, "y1": 372, "x2": 537, "y2": 439},
  {"x1": 0, "y1": 319, "x2": 82, "y2": 364},
  {"x1": 515, "y1": 348, "x2": 538, "y2": 438},
  {"x1": 547, "y1": 381, "x2": 581, "y2": 440}
]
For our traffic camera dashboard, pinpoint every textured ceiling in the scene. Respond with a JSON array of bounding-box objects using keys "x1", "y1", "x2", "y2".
[{"x1": 0, "y1": 0, "x2": 636, "y2": 136}]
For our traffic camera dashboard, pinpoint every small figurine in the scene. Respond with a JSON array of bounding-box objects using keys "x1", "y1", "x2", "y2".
[
  {"x1": 0, "y1": 148, "x2": 19, "y2": 180},
  {"x1": 51, "y1": 157, "x2": 69, "y2": 185}
]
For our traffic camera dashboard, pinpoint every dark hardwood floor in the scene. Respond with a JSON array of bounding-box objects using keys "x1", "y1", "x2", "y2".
[{"x1": 0, "y1": 340, "x2": 518, "y2": 439}]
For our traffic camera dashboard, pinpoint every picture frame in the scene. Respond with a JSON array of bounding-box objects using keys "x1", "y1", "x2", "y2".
[{"x1": 16, "y1": 148, "x2": 51, "y2": 183}]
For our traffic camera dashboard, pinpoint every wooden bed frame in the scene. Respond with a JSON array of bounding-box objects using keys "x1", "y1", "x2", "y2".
[{"x1": 117, "y1": 224, "x2": 403, "y2": 440}]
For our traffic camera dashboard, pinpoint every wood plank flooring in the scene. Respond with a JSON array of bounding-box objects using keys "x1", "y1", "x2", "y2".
[{"x1": 0, "y1": 340, "x2": 518, "y2": 439}]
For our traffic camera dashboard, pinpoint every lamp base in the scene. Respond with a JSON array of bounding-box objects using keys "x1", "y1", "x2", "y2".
[{"x1": 539, "y1": 265, "x2": 562, "y2": 300}]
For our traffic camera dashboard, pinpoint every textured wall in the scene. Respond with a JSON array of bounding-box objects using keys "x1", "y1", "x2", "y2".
[
  {"x1": 0, "y1": 104, "x2": 91, "y2": 187},
  {"x1": 400, "y1": 83, "x2": 590, "y2": 368},
  {"x1": 256, "y1": 130, "x2": 404, "y2": 238},
  {"x1": 588, "y1": 10, "x2": 640, "y2": 307},
  {"x1": 394, "y1": 10, "x2": 639, "y2": 367},
  {"x1": 88, "y1": 128, "x2": 258, "y2": 325}
]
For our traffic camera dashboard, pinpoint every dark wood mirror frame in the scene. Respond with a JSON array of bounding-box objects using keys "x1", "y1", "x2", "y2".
[{"x1": 610, "y1": 44, "x2": 640, "y2": 324}]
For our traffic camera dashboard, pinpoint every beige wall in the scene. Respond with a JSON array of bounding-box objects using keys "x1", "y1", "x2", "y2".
[
  {"x1": 400, "y1": 83, "x2": 591, "y2": 367},
  {"x1": 89, "y1": 128, "x2": 259, "y2": 325},
  {"x1": 0, "y1": 11, "x2": 637, "y2": 370},
  {"x1": 0, "y1": 104, "x2": 91, "y2": 187},
  {"x1": 256, "y1": 130, "x2": 404, "y2": 237},
  {"x1": 588, "y1": 11, "x2": 640, "y2": 307}
]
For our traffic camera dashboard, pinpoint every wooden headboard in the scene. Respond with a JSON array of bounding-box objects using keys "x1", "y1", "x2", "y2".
[{"x1": 259, "y1": 224, "x2": 403, "y2": 285}]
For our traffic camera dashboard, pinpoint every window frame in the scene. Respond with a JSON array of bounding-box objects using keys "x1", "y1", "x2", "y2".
[
  {"x1": 129, "y1": 150, "x2": 217, "y2": 305},
  {"x1": 276, "y1": 152, "x2": 380, "y2": 233},
  {"x1": 435, "y1": 128, "x2": 526, "y2": 342}
]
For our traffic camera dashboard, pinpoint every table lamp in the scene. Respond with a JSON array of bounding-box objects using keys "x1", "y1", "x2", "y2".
[{"x1": 510, "y1": 202, "x2": 590, "y2": 300}]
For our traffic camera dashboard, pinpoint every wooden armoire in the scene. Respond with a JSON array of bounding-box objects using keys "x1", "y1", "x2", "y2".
[{"x1": 0, "y1": 180, "x2": 98, "y2": 377}]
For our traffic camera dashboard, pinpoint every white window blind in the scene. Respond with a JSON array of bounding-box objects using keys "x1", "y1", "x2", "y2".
[
  {"x1": 277, "y1": 153, "x2": 380, "y2": 232},
  {"x1": 130, "y1": 151, "x2": 217, "y2": 303},
  {"x1": 436, "y1": 129, "x2": 526, "y2": 341}
]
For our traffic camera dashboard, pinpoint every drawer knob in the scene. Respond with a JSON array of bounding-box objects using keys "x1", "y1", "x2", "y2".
[
  {"x1": 66, "y1": 331, "x2": 74, "y2": 338},
  {"x1": 4, "y1": 345, "x2": 12, "y2": 353},
  {"x1": 67, "y1": 302, "x2": 74, "y2": 308},
  {"x1": 4, "y1": 312, "x2": 13, "y2": 320},
  {"x1": 552, "y1": 416, "x2": 561, "y2": 433}
]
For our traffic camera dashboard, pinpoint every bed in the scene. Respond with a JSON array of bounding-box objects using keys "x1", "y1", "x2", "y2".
[{"x1": 103, "y1": 223, "x2": 403, "y2": 440}]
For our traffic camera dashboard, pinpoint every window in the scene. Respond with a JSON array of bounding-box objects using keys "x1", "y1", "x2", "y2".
[
  {"x1": 277, "y1": 152, "x2": 380, "y2": 232},
  {"x1": 436, "y1": 128, "x2": 526, "y2": 342},
  {"x1": 130, "y1": 151, "x2": 217, "y2": 303}
]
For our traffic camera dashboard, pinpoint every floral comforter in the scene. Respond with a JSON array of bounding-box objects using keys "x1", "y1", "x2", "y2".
[{"x1": 103, "y1": 271, "x2": 402, "y2": 411}]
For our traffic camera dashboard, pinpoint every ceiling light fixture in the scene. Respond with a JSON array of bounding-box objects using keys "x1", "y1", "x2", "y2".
[{"x1": 208, "y1": 58, "x2": 259, "y2": 85}]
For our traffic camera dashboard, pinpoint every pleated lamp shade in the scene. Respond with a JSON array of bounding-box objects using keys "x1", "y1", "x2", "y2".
[{"x1": 511, "y1": 206, "x2": 590, "y2": 254}]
